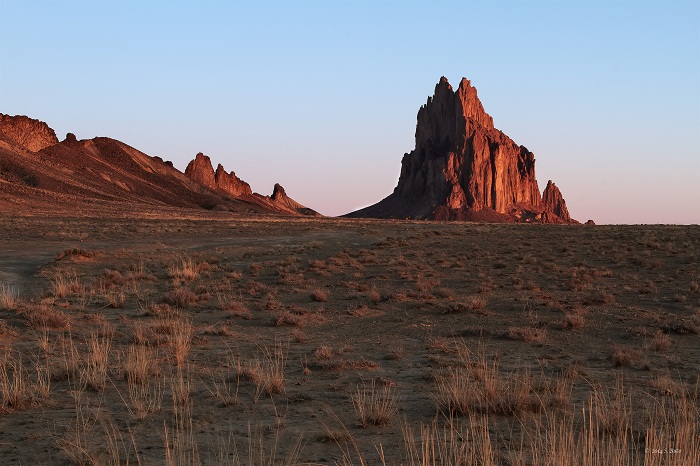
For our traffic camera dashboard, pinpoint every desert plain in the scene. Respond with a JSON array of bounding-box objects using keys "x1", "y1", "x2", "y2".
[{"x1": 0, "y1": 212, "x2": 698, "y2": 465}]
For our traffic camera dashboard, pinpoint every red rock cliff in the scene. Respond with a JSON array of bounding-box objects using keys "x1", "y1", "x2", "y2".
[{"x1": 0, "y1": 114, "x2": 59, "y2": 152}]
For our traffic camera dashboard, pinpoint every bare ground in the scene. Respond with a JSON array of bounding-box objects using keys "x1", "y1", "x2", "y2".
[{"x1": 0, "y1": 214, "x2": 698, "y2": 465}]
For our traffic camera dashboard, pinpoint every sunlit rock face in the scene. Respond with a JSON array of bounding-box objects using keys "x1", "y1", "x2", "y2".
[
  {"x1": 0, "y1": 113, "x2": 59, "y2": 152},
  {"x1": 347, "y1": 77, "x2": 577, "y2": 223},
  {"x1": 542, "y1": 180, "x2": 572, "y2": 223}
]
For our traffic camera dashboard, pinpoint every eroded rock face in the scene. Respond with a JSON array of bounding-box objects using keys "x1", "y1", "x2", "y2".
[
  {"x1": 0, "y1": 114, "x2": 59, "y2": 152},
  {"x1": 184, "y1": 152, "x2": 216, "y2": 188},
  {"x1": 542, "y1": 180, "x2": 572, "y2": 222},
  {"x1": 214, "y1": 163, "x2": 252, "y2": 197},
  {"x1": 347, "y1": 77, "x2": 577, "y2": 223}
]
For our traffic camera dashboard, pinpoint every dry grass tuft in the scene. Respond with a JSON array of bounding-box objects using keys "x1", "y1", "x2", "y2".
[
  {"x1": 352, "y1": 379, "x2": 398, "y2": 427},
  {"x1": 650, "y1": 329, "x2": 671, "y2": 351},
  {"x1": 240, "y1": 341, "x2": 286, "y2": 399},
  {"x1": 447, "y1": 295, "x2": 488, "y2": 314},
  {"x1": 83, "y1": 332, "x2": 112, "y2": 391},
  {"x1": 562, "y1": 311, "x2": 585, "y2": 330},
  {"x1": 47, "y1": 270, "x2": 83, "y2": 298},
  {"x1": 0, "y1": 284, "x2": 20, "y2": 310},
  {"x1": 167, "y1": 258, "x2": 201, "y2": 281},
  {"x1": 22, "y1": 304, "x2": 72, "y2": 330},
  {"x1": 505, "y1": 326, "x2": 547, "y2": 344},
  {"x1": 611, "y1": 346, "x2": 642, "y2": 367}
]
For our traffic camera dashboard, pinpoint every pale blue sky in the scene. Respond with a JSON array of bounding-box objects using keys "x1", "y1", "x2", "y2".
[{"x1": 1, "y1": 1, "x2": 698, "y2": 223}]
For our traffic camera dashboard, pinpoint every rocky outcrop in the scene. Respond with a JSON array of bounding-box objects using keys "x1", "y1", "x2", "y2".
[
  {"x1": 270, "y1": 183, "x2": 319, "y2": 216},
  {"x1": 184, "y1": 152, "x2": 252, "y2": 198},
  {"x1": 183, "y1": 153, "x2": 318, "y2": 216},
  {"x1": 541, "y1": 180, "x2": 571, "y2": 222},
  {"x1": 347, "y1": 76, "x2": 577, "y2": 223},
  {"x1": 215, "y1": 163, "x2": 252, "y2": 197},
  {"x1": 184, "y1": 152, "x2": 217, "y2": 189},
  {"x1": 0, "y1": 114, "x2": 59, "y2": 152}
]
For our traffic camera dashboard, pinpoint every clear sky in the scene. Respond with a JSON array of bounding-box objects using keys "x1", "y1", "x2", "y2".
[{"x1": 1, "y1": 0, "x2": 698, "y2": 223}]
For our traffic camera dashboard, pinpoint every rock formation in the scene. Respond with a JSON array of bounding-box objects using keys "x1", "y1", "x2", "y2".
[
  {"x1": 347, "y1": 77, "x2": 577, "y2": 223},
  {"x1": 184, "y1": 152, "x2": 252, "y2": 199},
  {"x1": 183, "y1": 152, "x2": 318, "y2": 216},
  {"x1": 0, "y1": 113, "x2": 59, "y2": 152},
  {"x1": 270, "y1": 183, "x2": 319, "y2": 216},
  {"x1": 184, "y1": 152, "x2": 217, "y2": 189},
  {"x1": 0, "y1": 114, "x2": 319, "y2": 216},
  {"x1": 541, "y1": 180, "x2": 571, "y2": 223}
]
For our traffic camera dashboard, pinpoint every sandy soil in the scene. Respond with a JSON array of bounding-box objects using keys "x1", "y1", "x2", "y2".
[{"x1": 0, "y1": 214, "x2": 698, "y2": 465}]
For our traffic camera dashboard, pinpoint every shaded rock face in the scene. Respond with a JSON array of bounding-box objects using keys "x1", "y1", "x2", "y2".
[
  {"x1": 0, "y1": 114, "x2": 59, "y2": 152},
  {"x1": 542, "y1": 180, "x2": 571, "y2": 222},
  {"x1": 347, "y1": 77, "x2": 577, "y2": 223}
]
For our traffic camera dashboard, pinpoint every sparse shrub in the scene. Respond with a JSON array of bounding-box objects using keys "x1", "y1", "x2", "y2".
[
  {"x1": 55, "y1": 248, "x2": 98, "y2": 260},
  {"x1": 651, "y1": 329, "x2": 671, "y2": 351},
  {"x1": 22, "y1": 304, "x2": 72, "y2": 330},
  {"x1": 505, "y1": 326, "x2": 547, "y2": 344},
  {"x1": 611, "y1": 346, "x2": 642, "y2": 367},
  {"x1": 83, "y1": 332, "x2": 111, "y2": 391},
  {"x1": 48, "y1": 270, "x2": 82, "y2": 298},
  {"x1": 104, "y1": 290, "x2": 125, "y2": 308},
  {"x1": 311, "y1": 288, "x2": 328, "y2": 302},
  {"x1": 369, "y1": 288, "x2": 382, "y2": 304},
  {"x1": 435, "y1": 347, "x2": 539, "y2": 417},
  {"x1": 562, "y1": 312, "x2": 585, "y2": 330},
  {"x1": 447, "y1": 296, "x2": 487, "y2": 314},
  {"x1": 164, "y1": 287, "x2": 198, "y2": 308},
  {"x1": 170, "y1": 318, "x2": 193, "y2": 367},
  {"x1": 240, "y1": 341, "x2": 286, "y2": 399},
  {"x1": 313, "y1": 345, "x2": 333, "y2": 361},
  {"x1": 217, "y1": 293, "x2": 252, "y2": 319},
  {"x1": 167, "y1": 258, "x2": 200, "y2": 281},
  {"x1": 0, "y1": 352, "x2": 33, "y2": 410}
]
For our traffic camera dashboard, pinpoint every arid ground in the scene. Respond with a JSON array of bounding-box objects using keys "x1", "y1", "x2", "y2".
[{"x1": 0, "y1": 214, "x2": 698, "y2": 465}]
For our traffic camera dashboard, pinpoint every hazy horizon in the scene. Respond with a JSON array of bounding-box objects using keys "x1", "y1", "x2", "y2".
[{"x1": 1, "y1": 1, "x2": 698, "y2": 224}]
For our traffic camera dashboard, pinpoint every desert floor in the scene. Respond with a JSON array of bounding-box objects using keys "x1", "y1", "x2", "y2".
[{"x1": 0, "y1": 214, "x2": 698, "y2": 465}]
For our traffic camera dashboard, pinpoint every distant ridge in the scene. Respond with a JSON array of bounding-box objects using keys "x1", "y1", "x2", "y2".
[
  {"x1": 346, "y1": 77, "x2": 578, "y2": 223},
  {"x1": 0, "y1": 113, "x2": 318, "y2": 216}
]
